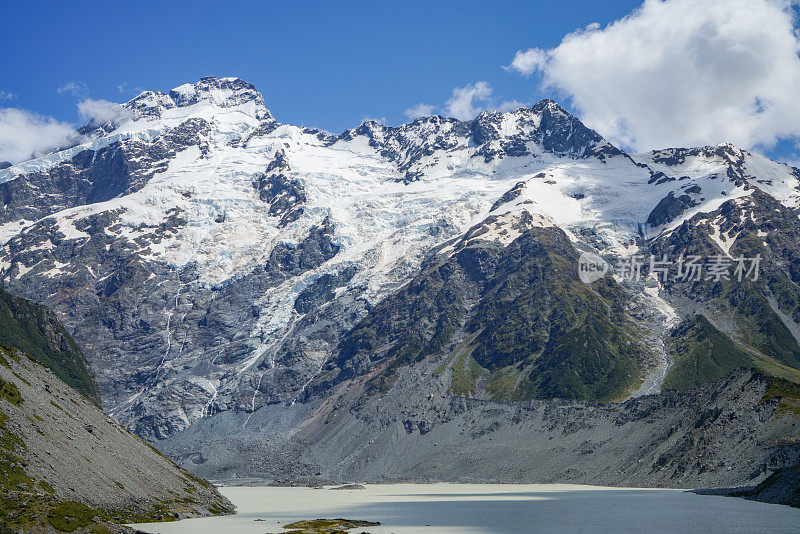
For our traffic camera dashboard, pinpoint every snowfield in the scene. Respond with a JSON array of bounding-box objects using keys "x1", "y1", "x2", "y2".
[{"x1": 2, "y1": 76, "x2": 799, "y2": 438}]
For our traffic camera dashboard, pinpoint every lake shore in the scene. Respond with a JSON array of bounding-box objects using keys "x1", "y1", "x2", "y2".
[{"x1": 132, "y1": 483, "x2": 800, "y2": 534}]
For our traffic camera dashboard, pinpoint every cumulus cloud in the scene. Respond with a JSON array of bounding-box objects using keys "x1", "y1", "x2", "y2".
[
  {"x1": 404, "y1": 103, "x2": 436, "y2": 119},
  {"x1": 445, "y1": 81, "x2": 493, "y2": 120},
  {"x1": 406, "y1": 86, "x2": 529, "y2": 122},
  {"x1": 0, "y1": 91, "x2": 13, "y2": 101},
  {"x1": 117, "y1": 82, "x2": 144, "y2": 95},
  {"x1": 77, "y1": 98, "x2": 132, "y2": 125},
  {"x1": 495, "y1": 100, "x2": 530, "y2": 112},
  {"x1": 0, "y1": 96, "x2": 130, "y2": 164},
  {"x1": 506, "y1": 0, "x2": 800, "y2": 152},
  {"x1": 57, "y1": 80, "x2": 89, "y2": 97},
  {"x1": 504, "y1": 48, "x2": 547, "y2": 76},
  {"x1": 0, "y1": 108, "x2": 79, "y2": 163},
  {"x1": 361, "y1": 116, "x2": 388, "y2": 125}
]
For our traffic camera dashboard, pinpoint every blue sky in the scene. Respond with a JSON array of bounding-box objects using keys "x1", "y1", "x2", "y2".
[
  {"x1": 2, "y1": 0, "x2": 800, "y2": 163},
  {"x1": 0, "y1": 0, "x2": 638, "y2": 130}
]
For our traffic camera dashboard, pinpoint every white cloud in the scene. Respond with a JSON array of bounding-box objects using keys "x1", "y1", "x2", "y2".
[
  {"x1": 506, "y1": 0, "x2": 800, "y2": 152},
  {"x1": 407, "y1": 85, "x2": 528, "y2": 122},
  {"x1": 361, "y1": 116, "x2": 388, "y2": 125},
  {"x1": 404, "y1": 103, "x2": 436, "y2": 119},
  {"x1": 504, "y1": 48, "x2": 547, "y2": 76},
  {"x1": 0, "y1": 96, "x2": 130, "y2": 164},
  {"x1": 445, "y1": 81, "x2": 492, "y2": 120},
  {"x1": 495, "y1": 100, "x2": 530, "y2": 112},
  {"x1": 0, "y1": 91, "x2": 13, "y2": 101},
  {"x1": 117, "y1": 82, "x2": 144, "y2": 95},
  {"x1": 57, "y1": 81, "x2": 89, "y2": 97},
  {"x1": 784, "y1": 142, "x2": 800, "y2": 168},
  {"x1": 77, "y1": 99, "x2": 132, "y2": 125},
  {"x1": 0, "y1": 108, "x2": 79, "y2": 163}
]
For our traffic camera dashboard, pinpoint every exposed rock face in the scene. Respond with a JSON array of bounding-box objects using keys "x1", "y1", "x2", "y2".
[
  {"x1": 526, "y1": 99, "x2": 625, "y2": 161},
  {"x1": 648, "y1": 189, "x2": 800, "y2": 384},
  {"x1": 255, "y1": 149, "x2": 306, "y2": 227},
  {"x1": 738, "y1": 459, "x2": 800, "y2": 508},
  {"x1": 340, "y1": 99, "x2": 624, "y2": 182},
  {"x1": 646, "y1": 190, "x2": 700, "y2": 227},
  {"x1": 160, "y1": 365, "x2": 800, "y2": 492},
  {"x1": 315, "y1": 220, "x2": 645, "y2": 402},
  {"x1": 2, "y1": 77, "x2": 800, "y2": 492},
  {"x1": 0, "y1": 118, "x2": 211, "y2": 225},
  {"x1": 293, "y1": 266, "x2": 357, "y2": 314},
  {"x1": 0, "y1": 282, "x2": 99, "y2": 403},
  {"x1": 0, "y1": 346, "x2": 233, "y2": 533}
]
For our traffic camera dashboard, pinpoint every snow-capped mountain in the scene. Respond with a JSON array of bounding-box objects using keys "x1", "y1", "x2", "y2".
[{"x1": 2, "y1": 75, "x2": 800, "y2": 452}]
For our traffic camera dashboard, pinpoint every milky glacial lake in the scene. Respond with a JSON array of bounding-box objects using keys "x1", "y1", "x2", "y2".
[{"x1": 133, "y1": 483, "x2": 800, "y2": 534}]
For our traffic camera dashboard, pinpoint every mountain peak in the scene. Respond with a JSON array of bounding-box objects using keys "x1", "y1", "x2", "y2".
[
  {"x1": 530, "y1": 98, "x2": 567, "y2": 114},
  {"x1": 523, "y1": 98, "x2": 624, "y2": 161},
  {"x1": 169, "y1": 76, "x2": 264, "y2": 108},
  {"x1": 646, "y1": 143, "x2": 750, "y2": 168},
  {"x1": 124, "y1": 75, "x2": 267, "y2": 120}
]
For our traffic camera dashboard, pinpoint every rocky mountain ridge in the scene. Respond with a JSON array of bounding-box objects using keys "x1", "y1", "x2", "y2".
[
  {"x1": 1, "y1": 77, "x2": 799, "y2": 492},
  {"x1": 0, "y1": 282, "x2": 232, "y2": 532},
  {"x1": 0, "y1": 345, "x2": 234, "y2": 533},
  {"x1": 0, "y1": 276, "x2": 98, "y2": 403}
]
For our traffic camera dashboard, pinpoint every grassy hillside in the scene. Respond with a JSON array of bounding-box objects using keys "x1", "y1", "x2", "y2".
[
  {"x1": 663, "y1": 315, "x2": 752, "y2": 390},
  {"x1": 664, "y1": 314, "x2": 800, "y2": 391},
  {"x1": 652, "y1": 191, "x2": 800, "y2": 390},
  {"x1": 0, "y1": 286, "x2": 99, "y2": 404},
  {"x1": 333, "y1": 220, "x2": 645, "y2": 402},
  {"x1": 0, "y1": 345, "x2": 233, "y2": 532}
]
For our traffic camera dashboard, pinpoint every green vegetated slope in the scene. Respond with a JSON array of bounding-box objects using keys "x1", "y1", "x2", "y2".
[
  {"x1": 665, "y1": 312, "x2": 800, "y2": 390},
  {"x1": 664, "y1": 314, "x2": 754, "y2": 390},
  {"x1": 652, "y1": 190, "x2": 800, "y2": 390},
  {"x1": 333, "y1": 216, "x2": 646, "y2": 402},
  {"x1": 0, "y1": 286, "x2": 100, "y2": 404},
  {"x1": 0, "y1": 345, "x2": 233, "y2": 533},
  {"x1": 332, "y1": 186, "x2": 800, "y2": 403}
]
